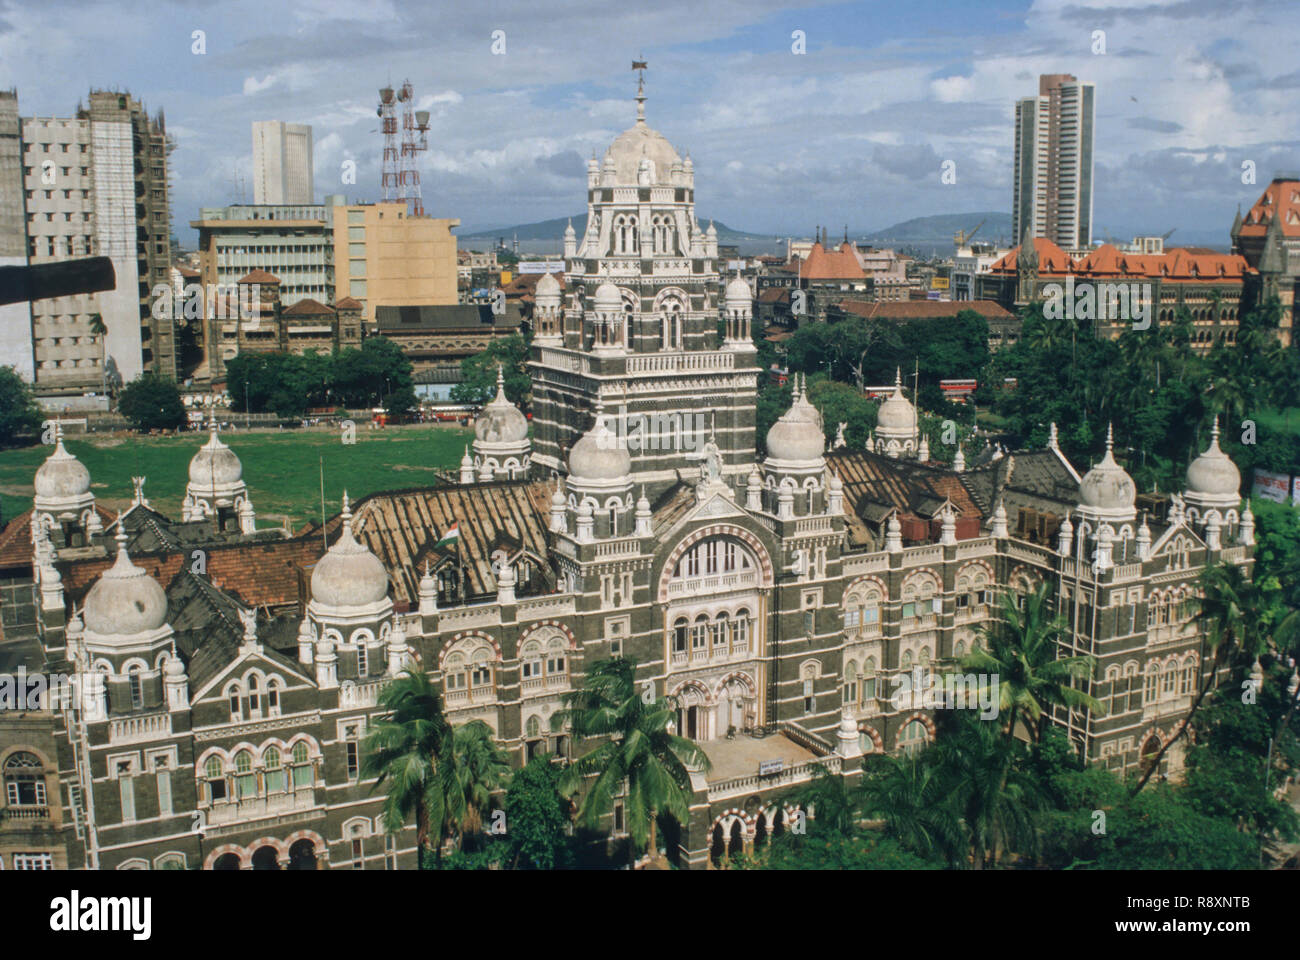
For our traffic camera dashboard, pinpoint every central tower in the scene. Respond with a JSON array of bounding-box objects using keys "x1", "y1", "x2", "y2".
[{"x1": 529, "y1": 71, "x2": 760, "y2": 498}]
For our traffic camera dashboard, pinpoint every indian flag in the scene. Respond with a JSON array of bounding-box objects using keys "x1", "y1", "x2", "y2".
[{"x1": 435, "y1": 523, "x2": 460, "y2": 549}]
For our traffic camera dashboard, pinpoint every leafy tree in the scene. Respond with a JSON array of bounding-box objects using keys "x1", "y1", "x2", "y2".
[
  {"x1": 858, "y1": 753, "x2": 962, "y2": 865},
  {"x1": 961, "y1": 582, "x2": 1100, "y2": 743},
  {"x1": 504, "y1": 754, "x2": 574, "y2": 870},
  {"x1": 446, "y1": 719, "x2": 510, "y2": 849},
  {"x1": 363, "y1": 671, "x2": 455, "y2": 869},
  {"x1": 552, "y1": 657, "x2": 710, "y2": 867},
  {"x1": 738, "y1": 826, "x2": 937, "y2": 870},
  {"x1": 1131, "y1": 561, "x2": 1281, "y2": 795},
  {"x1": 0, "y1": 366, "x2": 42, "y2": 447},
  {"x1": 805, "y1": 376, "x2": 877, "y2": 450},
  {"x1": 1094, "y1": 786, "x2": 1258, "y2": 870},
  {"x1": 451, "y1": 333, "x2": 531, "y2": 408},
  {"x1": 116, "y1": 372, "x2": 186, "y2": 432}
]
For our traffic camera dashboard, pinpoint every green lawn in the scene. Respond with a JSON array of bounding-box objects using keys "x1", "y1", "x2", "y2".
[
  {"x1": 0, "y1": 423, "x2": 473, "y2": 529},
  {"x1": 1255, "y1": 406, "x2": 1300, "y2": 438}
]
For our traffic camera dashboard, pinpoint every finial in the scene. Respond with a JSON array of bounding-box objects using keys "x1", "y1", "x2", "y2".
[
  {"x1": 894, "y1": 367, "x2": 902, "y2": 388},
  {"x1": 1211, "y1": 416, "x2": 1220, "y2": 444},
  {"x1": 114, "y1": 525, "x2": 128, "y2": 553},
  {"x1": 1105, "y1": 422, "x2": 1114, "y2": 452},
  {"x1": 341, "y1": 491, "x2": 352, "y2": 524}
]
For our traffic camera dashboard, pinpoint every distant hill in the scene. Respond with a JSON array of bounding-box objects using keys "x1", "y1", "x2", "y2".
[
  {"x1": 457, "y1": 214, "x2": 775, "y2": 245},
  {"x1": 860, "y1": 212, "x2": 1014, "y2": 246}
]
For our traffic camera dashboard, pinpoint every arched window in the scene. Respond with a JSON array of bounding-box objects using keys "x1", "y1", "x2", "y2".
[
  {"x1": 844, "y1": 661, "x2": 859, "y2": 705},
  {"x1": 735, "y1": 609, "x2": 751, "y2": 652},
  {"x1": 203, "y1": 756, "x2": 226, "y2": 802},
  {"x1": 234, "y1": 750, "x2": 255, "y2": 799},
  {"x1": 227, "y1": 684, "x2": 241, "y2": 721},
  {"x1": 1161, "y1": 664, "x2": 1177, "y2": 697},
  {"x1": 901, "y1": 649, "x2": 912, "y2": 669},
  {"x1": 267, "y1": 680, "x2": 280, "y2": 716},
  {"x1": 3, "y1": 752, "x2": 46, "y2": 807},
  {"x1": 672, "y1": 618, "x2": 688, "y2": 653},
  {"x1": 127, "y1": 666, "x2": 143, "y2": 710},
  {"x1": 862, "y1": 658, "x2": 877, "y2": 702},
  {"x1": 521, "y1": 641, "x2": 543, "y2": 681},
  {"x1": 545, "y1": 638, "x2": 567, "y2": 678},
  {"x1": 712, "y1": 613, "x2": 728, "y2": 649},
  {"x1": 469, "y1": 650, "x2": 493, "y2": 691},
  {"x1": 691, "y1": 615, "x2": 709, "y2": 652},
  {"x1": 444, "y1": 653, "x2": 467, "y2": 692},
  {"x1": 291, "y1": 742, "x2": 313, "y2": 789},
  {"x1": 899, "y1": 720, "x2": 928, "y2": 756},
  {"x1": 247, "y1": 675, "x2": 260, "y2": 714},
  {"x1": 526, "y1": 715, "x2": 541, "y2": 737},
  {"x1": 264, "y1": 748, "x2": 284, "y2": 793},
  {"x1": 1144, "y1": 665, "x2": 1159, "y2": 705}
]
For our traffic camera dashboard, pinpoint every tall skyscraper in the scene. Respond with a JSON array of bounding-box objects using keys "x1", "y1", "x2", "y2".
[
  {"x1": 252, "y1": 121, "x2": 314, "y2": 205},
  {"x1": 2, "y1": 89, "x2": 175, "y2": 395},
  {"x1": 1012, "y1": 74, "x2": 1095, "y2": 250}
]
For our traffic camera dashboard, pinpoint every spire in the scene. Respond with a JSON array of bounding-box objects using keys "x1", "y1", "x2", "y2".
[
  {"x1": 635, "y1": 75, "x2": 646, "y2": 125},
  {"x1": 1105, "y1": 422, "x2": 1114, "y2": 454},
  {"x1": 494, "y1": 363, "x2": 507, "y2": 402},
  {"x1": 340, "y1": 491, "x2": 354, "y2": 539}
]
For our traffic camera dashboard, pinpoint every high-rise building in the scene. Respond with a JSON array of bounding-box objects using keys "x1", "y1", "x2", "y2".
[
  {"x1": 0, "y1": 91, "x2": 31, "y2": 382},
  {"x1": 1012, "y1": 74, "x2": 1095, "y2": 252},
  {"x1": 2, "y1": 90, "x2": 175, "y2": 398},
  {"x1": 252, "y1": 121, "x2": 314, "y2": 205}
]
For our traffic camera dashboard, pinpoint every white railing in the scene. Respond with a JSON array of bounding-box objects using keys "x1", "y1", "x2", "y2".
[
  {"x1": 109, "y1": 712, "x2": 172, "y2": 746},
  {"x1": 538, "y1": 348, "x2": 589, "y2": 374},
  {"x1": 708, "y1": 756, "x2": 842, "y2": 802},
  {"x1": 666, "y1": 570, "x2": 758, "y2": 598},
  {"x1": 904, "y1": 544, "x2": 944, "y2": 564},
  {"x1": 625, "y1": 351, "x2": 735, "y2": 374},
  {"x1": 205, "y1": 789, "x2": 316, "y2": 826},
  {"x1": 796, "y1": 516, "x2": 834, "y2": 535},
  {"x1": 956, "y1": 538, "x2": 995, "y2": 558},
  {"x1": 517, "y1": 595, "x2": 576, "y2": 621},
  {"x1": 595, "y1": 539, "x2": 641, "y2": 557},
  {"x1": 341, "y1": 680, "x2": 384, "y2": 708}
]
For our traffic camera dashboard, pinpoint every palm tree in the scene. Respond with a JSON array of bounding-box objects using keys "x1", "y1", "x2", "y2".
[
  {"x1": 931, "y1": 715, "x2": 1043, "y2": 869},
  {"x1": 362, "y1": 671, "x2": 456, "y2": 869},
  {"x1": 88, "y1": 314, "x2": 108, "y2": 395},
  {"x1": 446, "y1": 719, "x2": 510, "y2": 849},
  {"x1": 858, "y1": 753, "x2": 962, "y2": 866},
  {"x1": 1131, "y1": 561, "x2": 1281, "y2": 795},
  {"x1": 552, "y1": 657, "x2": 710, "y2": 867},
  {"x1": 962, "y1": 582, "x2": 1101, "y2": 744}
]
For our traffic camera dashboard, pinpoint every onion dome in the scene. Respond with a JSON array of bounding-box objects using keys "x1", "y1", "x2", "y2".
[
  {"x1": 1185, "y1": 419, "x2": 1241, "y2": 505},
  {"x1": 34, "y1": 421, "x2": 91, "y2": 500},
  {"x1": 765, "y1": 374, "x2": 825, "y2": 464},
  {"x1": 725, "y1": 275, "x2": 752, "y2": 309},
  {"x1": 474, "y1": 366, "x2": 529, "y2": 444},
  {"x1": 311, "y1": 493, "x2": 389, "y2": 608},
  {"x1": 83, "y1": 529, "x2": 169, "y2": 637},
  {"x1": 601, "y1": 92, "x2": 682, "y2": 186},
  {"x1": 568, "y1": 402, "x2": 631, "y2": 481},
  {"x1": 165, "y1": 656, "x2": 186, "y2": 679},
  {"x1": 875, "y1": 368, "x2": 917, "y2": 433},
  {"x1": 188, "y1": 408, "x2": 243, "y2": 487},
  {"x1": 1077, "y1": 425, "x2": 1136, "y2": 519},
  {"x1": 593, "y1": 282, "x2": 622, "y2": 313},
  {"x1": 535, "y1": 271, "x2": 562, "y2": 309}
]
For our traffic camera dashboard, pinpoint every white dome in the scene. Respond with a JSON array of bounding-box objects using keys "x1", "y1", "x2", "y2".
[
  {"x1": 83, "y1": 537, "x2": 169, "y2": 637},
  {"x1": 593, "y1": 282, "x2": 622, "y2": 313},
  {"x1": 311, "y1": 498, "x2": 389, "y2": 607},
  {"x1": 875, "y1": 371, "x2": 917, "y2": 433},
  {"x1": 34, "y1": 435, "x2": 91, "y2": 500},
  {"x1": 725, "y1": 276, "x2": 751, "y2": 309},
  {"x1": 1186, "y1": 421, "x2": 1240, "y2": 499},
  {"x1": 535, "y1": 272, "x2": 561, "y2": 307},
  {"x1": 568, "y1": 410, "x2": 631, "y2": 481},
  {"x1": 766, "y1": 381, "x2": 824, "y2": 463},
  {"x1": 474, "y1": 368, "x2": 528, "y2": 444},
  {"x1": 603, "y1": 123, "x2": 682, "y2": 186},
  {"x1": 1078, "y1": 427, "x2": 1136, "y2": 516},
  {"x1": 188, "y1": 429, "x2": 243, "y2": 486}
]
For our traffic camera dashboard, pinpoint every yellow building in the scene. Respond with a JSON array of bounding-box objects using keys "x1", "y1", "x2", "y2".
[{"x1": 332, "y1": 201, "x2": 460, "y2": 324}]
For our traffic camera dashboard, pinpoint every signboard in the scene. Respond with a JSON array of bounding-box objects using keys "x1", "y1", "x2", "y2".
[
  {"x1": 499, "y1": 270, "x2": 512, "y2": 285},
  {"x1": 930, "y1": 276, "x2": 950, "y2": 289},
  {"x1": 517, "y1": 261, "x2": 566, "y2": 274},
  {"x1": 726, "y1": 259, "x2": 746, "y2": 272},
  {"x1": 758, "y1": 759, "x2": 785, "y2": 776},
  {"x1": 926, "y1": 290, "x2": 943, "y2": 300},
  {"x1": 1253, "y1": 468, "x2": 1290, "y2": 504},
  {"x1": 1293, "y1": 475, "x2": 1300, "y2": 506}
]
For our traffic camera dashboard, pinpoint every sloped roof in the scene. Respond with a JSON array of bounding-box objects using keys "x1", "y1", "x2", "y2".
[
  {"x1": 827, "y1": 450, "x2": 983, "y2": 527},
  {"x1": 282, "y1": 298, "x2": 335, "y2": 316},
  {"x1": 374, "y1": 303, "x2": 523, "y2": 330},
  {"x1": 792, "y1": 242, "x2": 865, "y2": 280},
  {"x1": 989, "y1": 238, "x2": 1252, "y2": 281},
  {"x1": 238, "y1": 269, "x2": 281, "y2": 284},
  {"x1": 0, "y1": 505, "x2": 118, "y2": 572},
  {"x1": 339, "y1": 481, "x2": 554, "y2": 607},
  {"x1": 987, "y1": 237, "x2": 1073, "y2": 275},
  {"x1": 1239, "y1": 179, "x2": 1300, "y2": 238},
  {"x1": 334, "y1": 296, "x2": 363, "y2": 310},
  {"x1": 836, "y1": 299, "x2": 1013, "y2": 320}
]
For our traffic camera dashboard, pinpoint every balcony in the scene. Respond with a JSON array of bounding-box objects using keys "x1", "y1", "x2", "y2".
[
  {"x1": 203, "y1": 789, "x2": 317, "y2": 827},
  {"x1": 1, "y1": 805, "x2": 50, "y2": 822},
  {"x1": 625, "y1": 351, "x2": 735, "y2": 375},
  {"x1": 109, "y1": 711, "x2": 172, "y2": 745},
  {"x1": 340, "y1": 679, "x2": 385, "y2": 708},
  {"x1": 445, "y1": 686, "x2": 496, "y2": 708},
  {"x1": 665, "y1": 570, "x2": 758, "y2": 599}
]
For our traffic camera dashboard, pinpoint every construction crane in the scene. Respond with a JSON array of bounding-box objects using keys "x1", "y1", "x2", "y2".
[
  {"x1": 953, "y1": 218, "x2": 986, "y2": 247},
  {"x1": 1161, "y1": 228, "x2": 1177, "y2": 241}
]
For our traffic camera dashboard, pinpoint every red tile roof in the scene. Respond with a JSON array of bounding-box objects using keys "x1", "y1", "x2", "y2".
[
  {"x1": 334, "y1": 296, "x2": 363, "y2": 310},
  {"x1": 791, "y1": 242, "x2": 865, "y2": 280},
  {"x1": 239, "y1": 269, "x2": 281, "y2": 284},
  {"x1": 0, "y1": 506, "x2": 118, "y2": 572},
  {"x1": 282, "y1": 298, "x2": 335, "y2": 316},
  {"x1": 988, "y1": 239, "x2": 1252, "y2": 282},
  {"x1": 1239, "y1": 179, "x2": 1300, "y2": 238},
  {"x1": 837, "y1": 299, "x2": 1013, "y2": 320},
  {"x1": 758, "y1": 287, "x2": 790, "y2": 304}
]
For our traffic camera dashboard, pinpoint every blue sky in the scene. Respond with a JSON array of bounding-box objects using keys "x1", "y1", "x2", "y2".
[{"x1": 2, "y1": 0, "x2": 1297, "y2": 246}]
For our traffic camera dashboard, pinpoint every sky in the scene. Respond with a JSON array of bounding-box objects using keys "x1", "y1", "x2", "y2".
[{"x1": 2, "y1": 0, "x2": 1298, "y2": 248}]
